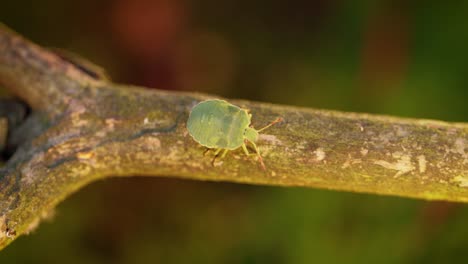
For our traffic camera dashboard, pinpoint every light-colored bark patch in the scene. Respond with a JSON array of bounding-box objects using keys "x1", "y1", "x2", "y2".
[
  {"x1": 454, "y1": 138, "x2": 467, "y2": 164},
  {"x1": 76, "y1": 151, "x2": 95, "y2": 160},
  {"x1": 417, "y1": 155, "x2": 427, "y2": 173},
  {"x1": 0, "y1": 215, "x2": 6, "y2": 240},
  {"x1": 259, "y1": 134, "x2": 283, "y2": 145},
  {"x1": 452, "y1": 175, "x2": 468, "y2": 188},
  {"x1": 360, "y1": 148, "x2": 368, "y2": 156},
  {"x1": 374, "y1": 152, "x2": 415, "y2": 177},
  {"x1": 342, "y1": 155, "x2": 362, "y2": 169},
  {"x1": 313, "y1": 148, "x2": 326, "y2": 161}
]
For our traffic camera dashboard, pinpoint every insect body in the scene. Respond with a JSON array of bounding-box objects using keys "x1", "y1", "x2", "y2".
[{"x1": 187, "y1": 99, "x2": 281, "y2": 169}]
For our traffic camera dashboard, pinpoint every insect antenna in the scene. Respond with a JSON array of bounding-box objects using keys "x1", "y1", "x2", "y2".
[{"x1": 257, "y1": 117, "x2": 283, "y2": 132}]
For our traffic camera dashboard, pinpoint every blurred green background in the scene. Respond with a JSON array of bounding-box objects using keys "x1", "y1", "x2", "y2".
[{"x1": 1, "y1": 0, "x2": 467, "y2": 263}]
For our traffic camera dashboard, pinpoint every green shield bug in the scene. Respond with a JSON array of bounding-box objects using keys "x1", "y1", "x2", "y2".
[{"x1": 187, "y1": 99, "x2": 282, "y2": 169}]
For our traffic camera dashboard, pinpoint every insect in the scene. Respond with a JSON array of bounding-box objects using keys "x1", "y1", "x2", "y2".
[{"x1": 187, "y1": 99, "x2": 282, "y2": 169}]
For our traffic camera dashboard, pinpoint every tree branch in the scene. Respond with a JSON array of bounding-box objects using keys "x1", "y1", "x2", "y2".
[{"x1": 0, "y1": 23, "x2": 467, "y2": 250}]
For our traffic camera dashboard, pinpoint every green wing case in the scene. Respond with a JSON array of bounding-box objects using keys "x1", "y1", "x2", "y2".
[{"x1": 187, "y1": 100, "x2": 250, "y2": 149}]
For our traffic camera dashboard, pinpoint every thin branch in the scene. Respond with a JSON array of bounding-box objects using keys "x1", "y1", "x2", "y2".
[{"x1": 0, "y1": 24, "x2": 467, "y2": 250}]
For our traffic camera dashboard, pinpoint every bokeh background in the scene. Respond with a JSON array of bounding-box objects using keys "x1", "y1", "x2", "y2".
[{"x1": 1, "y1": 0, "x2": 468, "y2": 263}]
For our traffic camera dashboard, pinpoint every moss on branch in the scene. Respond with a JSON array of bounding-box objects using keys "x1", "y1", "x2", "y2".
[{"x1": 0, "y1": 23, "x2": 467, "y2": 250}]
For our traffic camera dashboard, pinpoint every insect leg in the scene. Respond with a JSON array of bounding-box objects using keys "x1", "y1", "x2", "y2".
[
  {"x1": 242, "y1": 144, "x2": 250, "y2": 156},
  {"x1": 203, "y1": 148, "x2": 211, "y2": 156},
  {"x1": 256, "y1": 117, "x2": 283, "y2": 132},
  {"x1": 248, "y1": 141, "x2": 266, "y2": 170},
  {"x1": 211, "y1": 148, "x2": 223, "y2": 166},
  {"x1": 213, "y1": 148, "x2": 222, "y2": 156},
  {"x1": 220, "y1": 149, "x2": 229, "y2": 158}
]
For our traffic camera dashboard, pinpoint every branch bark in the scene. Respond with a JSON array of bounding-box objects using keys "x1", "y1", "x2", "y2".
[{"x1": 0, "y1": 23, "x2": 467, "y2": 250}]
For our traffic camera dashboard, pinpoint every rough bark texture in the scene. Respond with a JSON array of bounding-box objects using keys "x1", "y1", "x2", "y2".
[
  {"x1": 0, "y1": 118, "x2": 6, "y2": 153},
  {"x1": 0, "y1": 23, "x2": 467, "y2": 250}
]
